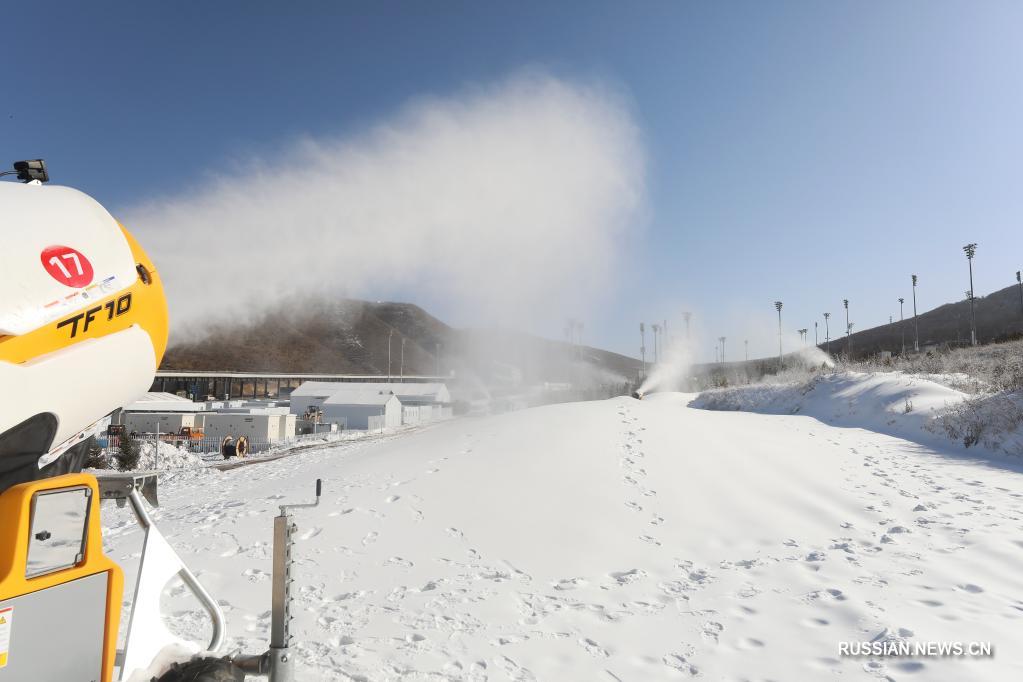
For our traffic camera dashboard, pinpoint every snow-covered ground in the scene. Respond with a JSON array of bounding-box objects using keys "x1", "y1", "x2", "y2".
[{"x1": 103, "y1": 391, "x2": 1023, "y2": 680}]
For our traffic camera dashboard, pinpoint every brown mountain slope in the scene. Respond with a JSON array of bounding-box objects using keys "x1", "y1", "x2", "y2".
[{"x1": 161, "y1": 298, "x2": 640, "y2": 386}]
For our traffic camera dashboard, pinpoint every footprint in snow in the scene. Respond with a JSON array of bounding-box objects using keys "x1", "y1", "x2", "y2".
[
  {"x1": 578, "y1": 637, "x2": 609, "y2": 657},
  {"x1": 362, "y1": 531, "x2": 379, "y2": 546}
]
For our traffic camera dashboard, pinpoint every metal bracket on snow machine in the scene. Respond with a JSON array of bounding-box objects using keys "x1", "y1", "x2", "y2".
[{"x1": 95, "y1": 470, "x2": 160, "y2": 508}]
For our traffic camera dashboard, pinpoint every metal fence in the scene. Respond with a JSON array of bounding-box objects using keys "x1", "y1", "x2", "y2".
[{"x1": 101, "y1": 429, "x2": 369, "y2": 465}]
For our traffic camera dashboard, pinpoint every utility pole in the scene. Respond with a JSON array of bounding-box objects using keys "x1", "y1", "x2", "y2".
[
  {"x1": 823, "y1": 312, "x2": 831, "y2": 355},
  {"x1": 774, "y1": 301, "x2": 783, "y2": 360},
  {"x1": 911, "y1": 274, "x2": 920, "y2": 352},
  {"x1": 719, "y1": 336, "x2": 726, "y2": 363},
  {"x1": 963, "y1": 243, "x2": 978, "y2": 346},
  {"x1": 898, "y1": 298, "x2": 905, "y2": 355},
  {"x1": 843, "y1": 299, "x2": 850, "y2": 357},
  {"x1": 387, "y1": 329, "x2": 393, "y2": 381},
  {"x1": 400, "y1": 337, "x2": 406, "y2": 381}
]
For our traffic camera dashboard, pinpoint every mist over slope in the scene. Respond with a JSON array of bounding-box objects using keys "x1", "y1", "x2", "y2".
[{"x1": 160, "y1": 297, "x2": 641, "y2": 387}]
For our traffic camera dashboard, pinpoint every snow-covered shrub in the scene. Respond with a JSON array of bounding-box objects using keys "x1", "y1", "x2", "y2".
[{"x1": 928, "y1": 393, "x2": 1023, "y2": 453}]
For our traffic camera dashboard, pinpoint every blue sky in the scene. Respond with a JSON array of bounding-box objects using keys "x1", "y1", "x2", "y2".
[{"x1": 5, "y1": 2, "x2": 1023, "y2": 360}]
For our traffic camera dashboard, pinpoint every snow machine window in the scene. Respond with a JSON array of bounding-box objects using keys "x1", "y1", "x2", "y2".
[{"x1": 26, "y1": 486, "x2": 90, "y2": 578}]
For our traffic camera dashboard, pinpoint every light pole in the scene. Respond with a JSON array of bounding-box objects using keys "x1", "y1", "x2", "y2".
[
  {"x1": 963, "y1": 243, "x2": 978, "y2": 346},
  {"x1": 1017, "y1": 271, "x2": 1022, "y2": 314},
  {"x1": 436, "y1": 342, "x2": 442, "y2": 376},
  {"x1": 683, "y1": 312, "x2": 692, "y2": 341},
  {"x1": 911, "y1": 274, "x2": 920, "y2": 352},
  {"x1": 774, "y1": 301, "x2": 783, "y2": 360},
  {"x1": 843, "y1": 299, "x2": 850, "y2": 357},
  {"x1": 387, "y1": 329, "x2": 393, "y2": 381},
  {"x1": 639, "y1": 323, "x2": 646, "y2": 376},
  {"x1": 744, "y1": 339, "x2": 748, "y2": 362},
  {"x1": 719, "y1": 336, "x2": 726, "y2": 363},
  {"x1": 898, "y1": 297, "x2": 905, "y2": 355},
  {"x1": 798, "y1": 328, "x2": 808, "y2": 347},
  {"x1": 814, "y1": 321, "x2": 818, "y2": 347},
  {"x1": 400, "y1": 337, "x2": 406, "y2": 381},
  {"x1": 651, "y1": 324, "x2": 660, "y2": 364},
  {"x1": 823, "y1": 312, "x2": 831, "y2": 355}
]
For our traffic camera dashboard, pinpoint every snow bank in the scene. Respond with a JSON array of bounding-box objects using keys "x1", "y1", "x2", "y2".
[
  {"x1": 691, "y1": 372, "x2": 1023, "y2": 456},
  {"x1": 134, "y1": 441, "x2": 206, "y2": 470}
]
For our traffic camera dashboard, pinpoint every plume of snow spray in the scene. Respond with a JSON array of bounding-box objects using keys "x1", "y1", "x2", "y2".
[
  {"x1": 125, "y1": 72, "x2": 646, "y2": 342},
  {"x1": 638, "y1": 337, "x2": 697, "y2": 395}
]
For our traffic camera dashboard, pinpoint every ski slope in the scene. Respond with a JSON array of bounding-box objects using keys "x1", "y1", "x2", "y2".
[{"x1": 104, "y1": 392, "x2": 1023, "y2": 681}]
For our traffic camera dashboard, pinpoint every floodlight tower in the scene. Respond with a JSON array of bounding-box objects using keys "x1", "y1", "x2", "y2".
[
  {"x1": 843, "y1": 299, "x2": 850, "y2": 356},
  {"x1": 651, "y1": 323, "x2": 660, "y2": 364},
  {"x1": 744, "y1": 339, "x2": 749, "y2": 362},
  {"x1": 400, "y1": 337, "x2": 406, "y2": 381},
  {"x1": 1010, "y1": 269, "x2": 1018, "y2": 316},
  {"x1": 387, "y1": 328, "x2": 393, "y2": 381},
  {"x1": 898, "y1": 297, "x2": 905, "y2": 355},
  {"x1": 639, "y1": 323, "x2": 647, "y2": 374},
  {"x1": 814, "y1": 321, "x2": 818, "y2": 346},
  {"x1": 798, "y1": 328, "x2": 808, "y2": 347},
  {"x1": 719, "y1": 336, "x2": 726, "y2": 363},
  {"x1": 682, "y1": 311, "x2": 692, "y2": 341},
  {"x1": 823, "y1": 312, "x2": 831, "y2": 354},
  {"x1": 963, "y1": 243, "x2": 978, "y2": 346},
  {"x1": 774, "y1": 301, "x2": 783, "y2": 359},
  {"x1": 911, "y1": 274, "x2": 920, "y2": 352}
]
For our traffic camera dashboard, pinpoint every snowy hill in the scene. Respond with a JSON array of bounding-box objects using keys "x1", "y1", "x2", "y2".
[
  {"x1": 105, "y1": 394, "x2": 1023, "y2": 680},
  {"x1": 693, "y1": 372, "x2": 1023, "y2": 458}
]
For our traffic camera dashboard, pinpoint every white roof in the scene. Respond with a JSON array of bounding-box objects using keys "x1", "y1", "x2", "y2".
[
  {"x1": 291, "y1": 381, "x2": 449, "y2": 402},
  {"x1": 125, "y1": 392, "x2": 205, "y2": 412},
  {"x1": 290, "y1": 381, "x2": 346, "y2": 397},
  {"x1": 323, "y1": 390, "x2": 398, "y2": 406}
]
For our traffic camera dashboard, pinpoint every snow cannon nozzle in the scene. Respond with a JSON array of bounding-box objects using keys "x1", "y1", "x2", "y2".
[{"x1": 631, "y1": 391, "x2": 644, "y2": 400}]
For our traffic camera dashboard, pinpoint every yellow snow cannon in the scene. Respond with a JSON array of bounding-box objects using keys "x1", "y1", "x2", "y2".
[{"x1": 0, "y1": 160, "x2": 322, "y2": 682}]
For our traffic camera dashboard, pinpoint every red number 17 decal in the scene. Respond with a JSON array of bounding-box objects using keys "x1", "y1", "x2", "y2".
[{"x1": 40, "y1": 245, "x2": 94, "y2": 288}]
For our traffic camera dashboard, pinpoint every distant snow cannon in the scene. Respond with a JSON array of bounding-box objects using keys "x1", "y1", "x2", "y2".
[{"x1": 631, "y1": 391, "x2": 644, "y2": 400}]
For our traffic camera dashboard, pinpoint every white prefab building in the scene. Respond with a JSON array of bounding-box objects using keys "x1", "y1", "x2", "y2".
[
  {"x1": 288, "y1": 382, "x2": 343, "y2": 418},
  {"x1": 200, "y1": 413, "x2": 283, "y2": 443},
  {"x1": 322, "y1": 390, "x2": 402, "y2": 431},
  {"x1": 123, "y1": 411, "x2": 200, "y2": 434},
  {"x1": 290, "y1": 381, "x2": 451, "y2": 427}
]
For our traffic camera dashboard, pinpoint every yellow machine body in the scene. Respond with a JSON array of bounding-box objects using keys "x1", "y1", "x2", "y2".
[
  {"x1": 0, "y1": 179, "x2": 170, "y2": 682},
  {"x1": 0, "y1": 474, "x2": 123, "y2": 681}
]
